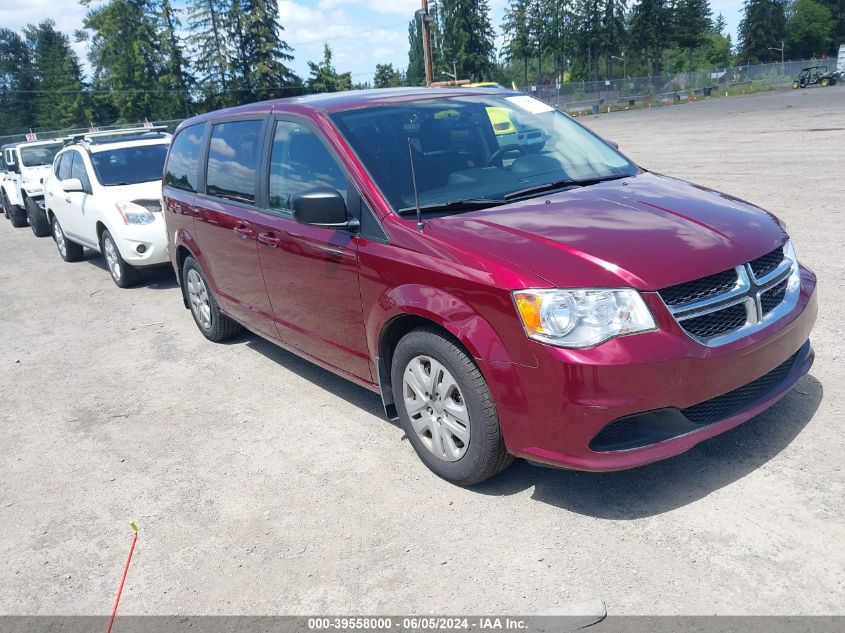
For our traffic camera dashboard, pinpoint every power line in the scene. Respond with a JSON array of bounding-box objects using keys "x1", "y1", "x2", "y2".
[{"x1": 288, "y1": 21, "x2": 408, "y2": 47}]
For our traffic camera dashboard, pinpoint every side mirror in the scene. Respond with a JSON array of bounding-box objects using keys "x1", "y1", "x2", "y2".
[
  {"x1": 61, "y1": 178, "x2": 84, "y2": 193},
  {"x1": 605, "y1": 139, "x2": 619, "y2": 150},
  {"x1": 292, "y1": 187, "x2": 359, "y2": 230}
]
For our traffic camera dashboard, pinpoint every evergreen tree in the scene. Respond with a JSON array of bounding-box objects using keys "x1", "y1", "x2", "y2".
[
  {"x1": 156, "y1": 0, "x2": 192, "y2": 117},
  {"x1": 373, "y1": 63, "x2": 403, "y2": 88},
  {"x1": 439, "y1": 0, "x2": 496, "y2": 80},
  {"x1": 80, "y1": 0, "x2": 165, "y2": 122},
  {"x1": 738, "y1": 0, "x2": 787, "y2": 63},
  {"x1": 23, "y1": 21, "x2": 85, "y2": 130},
  {"x1": 187, "y1": 0, "x2": 231, "y2": 108},
  {"x1": 713, "y1": 11, "x2": 727, "y2": 33},
  {"x1": 602, "y1": 0, "x2": 628, "y2": 77},
  {"x1": 501, "y1": 0, "x2": 532, "y2": 85},
  {"x1": 242, "y1": 0, "x2": 298, "y2": 99},
  {"x1": 407, "y1": 17, "x2": 425, "y2": 85},
  {"x1": 673, "y1": 0, "x2": 712, "y2": 69},
  {"x1": 817, "y1": 0, "x2": 844, "y2": 47},
  {"x1": 629, "y1": 0, "x2": 670, "y2": 73},
  {"x1": 306, "y1": 44, "x2": 352, "y2": 93},
  {"x1": 0, "y1": 29, "x2": 37, "y2": 134}
]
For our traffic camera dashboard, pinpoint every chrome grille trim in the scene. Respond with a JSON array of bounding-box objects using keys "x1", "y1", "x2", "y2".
[{"x1": 659, "y1": 244, "x2": 800, "y2": 347}]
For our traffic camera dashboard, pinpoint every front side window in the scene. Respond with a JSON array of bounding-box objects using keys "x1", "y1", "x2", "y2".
[
  {"x1": 20, "y1": 144, "x2": 62, "y2": 167},
  {"x1": 330, "y1": 94, "x2": 637, "y2": 214},
  {"x1": 165, "y1": 124, "x2": 204, "y2": 192},
  {"x1": 268, "y1": 121, "x2": 348, "y2": 213},
  {"x1": 206, "y1": 120, "x2": 262, "y2": 204},
  {"x1": 90, "y1": 144, "x2": 168, "y2": 186}
]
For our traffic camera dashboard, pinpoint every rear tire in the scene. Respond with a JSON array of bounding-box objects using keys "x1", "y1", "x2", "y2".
[
  {"x1": 9, "y1": 203, "x2": 27, "y2": 228},
  {"x1": 182, "y1": 256, "x2": 242, "y2": 342},
  {"x1": 1, "y1": 191, "x2": 10, "y2": 220},
  {"x1": 52, "y1": 216, "x2": 83, "y2": 262},
  {"x1": 27, "y1": 197, "x2": 50, "y2": 237},
  {"x1": 390, "y1": 327, "x2": 513, "y2": 486},
  {"x1": 820, "y1": 77, "x2": 830, "y2": 87},
  {"x1": 101, "y1": 230, "x2": 141, "y2": 288}
]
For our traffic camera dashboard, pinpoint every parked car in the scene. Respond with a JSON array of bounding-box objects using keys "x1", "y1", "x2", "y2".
[
  {"x1": 162, "y1": 88, "x2": 816, "y2": 485},
  {"x1": 2, "y1": 139, "x2": 63, "y2": 230},
  {"x1": 44, "y1": 127, "x2": 171, "y2": 287}
]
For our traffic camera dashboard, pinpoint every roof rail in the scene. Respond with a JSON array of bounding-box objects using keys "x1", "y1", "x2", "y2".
[{"x1": 63, "y1": 125, "x2": 169, "y2": 146}]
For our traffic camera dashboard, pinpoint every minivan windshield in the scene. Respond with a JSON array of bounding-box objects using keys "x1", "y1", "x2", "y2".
[
  {"x1": 90, "y1": 144, "x2": 169, "y2": 186},
  {"x1": 20, "y1": 144, "x2": 62, "y2": 167},
  {"x1": 330, "y1": 94, "x2": 638, "y2": 214}
]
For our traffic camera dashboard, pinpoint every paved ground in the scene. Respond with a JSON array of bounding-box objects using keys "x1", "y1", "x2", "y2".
[{"x1": 1, "y1": 88, "x2": 843, "y2": 616}]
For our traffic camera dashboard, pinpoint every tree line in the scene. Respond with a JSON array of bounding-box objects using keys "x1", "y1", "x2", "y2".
[{"x1": 1, "y1": 0, "x2": 843, "y2": 136}]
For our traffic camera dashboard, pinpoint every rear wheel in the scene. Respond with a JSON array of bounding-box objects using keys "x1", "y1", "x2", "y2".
[
  {"x1": 101, "y1": 230, "x2": 141, "y2": 288},
  {"x1": 182, "y1": 256, "x2": 242, "y2": 342},
  {"x1": 391, "y1": 327, "x2": 513, "y2": 486},
  {"x1": 52, "y1": 216, "x2": 83, "y2": 262},
  {"x1": 27, "y1": 197, "x2": 50, "y2": 237},
  {"x1": 820, "y1": 77, "x2": 830, "y2": 87},
  {"x1": 9, "y1": 202, "x2": 27, "y2": 228},
  {"x1": 1, "y1": 191, "x2": 10, "y2": 219}
]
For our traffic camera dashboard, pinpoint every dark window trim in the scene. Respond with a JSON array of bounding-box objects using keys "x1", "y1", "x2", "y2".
[{"x1": 198, "y1": 115, "x2": 269, "y2": 209}]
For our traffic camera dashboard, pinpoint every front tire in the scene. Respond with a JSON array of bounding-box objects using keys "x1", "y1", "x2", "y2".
[
  {"x1": 52, "y1": 216, "x2": 83, "y2": 262},
  {"x1": 182, "y1": 256, "x2": 242, "y2": 342},
  {"x1": 391, "y1": 327, "x2": 513, "y2": 486},
  {"x1": 27, "y1": 198, "x2": 50, "y2": 237},
  {"x1": 101, "y1": 230, "x2": 141, "y2": 288}
]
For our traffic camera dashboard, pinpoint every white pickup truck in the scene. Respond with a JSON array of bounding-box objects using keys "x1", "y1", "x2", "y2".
[{"x1": 2, "y1": 139, "x2": 64, "y2": 234}]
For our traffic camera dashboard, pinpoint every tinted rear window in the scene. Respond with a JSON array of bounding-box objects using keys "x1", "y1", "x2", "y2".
[
  {"x1": 166, "y1": 125, "x2": 205, "y2": 192},
  {"x1": 90, "y1": 144, "x2": 168, "y2": 186},
  {"x1": 206, "y1": 120, "x2": 262, "y2": 204},
  {"x1": 20, "y1": 144, "x2": 62, "y2": 167}
]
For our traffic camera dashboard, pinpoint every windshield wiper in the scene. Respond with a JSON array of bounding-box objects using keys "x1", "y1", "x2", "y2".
[
  {"x1": 395, "y1": 198, "x2": 506, "y2": 216},
  {"x1": 504, "y1": 174, "x2": 630, "y2": 200}
]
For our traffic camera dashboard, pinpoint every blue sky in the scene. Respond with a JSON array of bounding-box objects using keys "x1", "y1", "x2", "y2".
[{"x1": 0, "y1": 0, "x2": 745, "y2": 83}]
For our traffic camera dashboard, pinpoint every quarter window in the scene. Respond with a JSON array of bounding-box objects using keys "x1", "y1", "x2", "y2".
[
  {"x1": 70, "y1": 152, "x2": 91, "y2": 192},
  {"x1": 268, "y1": 121, "x2": 348, "y2": 213},
  {"x1": 206, "y1": 120, "x2": 262, "y2": 204},
  {"x1": 166, "y1": 124, "x2": 205, "y2": 192}
]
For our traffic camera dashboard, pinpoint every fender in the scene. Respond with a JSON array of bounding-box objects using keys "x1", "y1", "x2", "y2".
[{"x1": 171, "y1": 226, "x2": 220, "y2": 308}]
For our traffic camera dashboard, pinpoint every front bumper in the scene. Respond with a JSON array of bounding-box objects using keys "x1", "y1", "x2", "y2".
[
  {"x1": 481, "y1": 265, "x2": 818, "y2": 471},
  {"x1": 109, "y1": 218, "x2": 170, "y2": 267}
]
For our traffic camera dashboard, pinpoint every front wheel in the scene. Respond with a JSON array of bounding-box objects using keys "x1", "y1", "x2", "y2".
[
  {"x1": 391, "y1": 327, "x2": 513, "y2": 486},
  {"x1": 27, "y1": 198, "x2": 50, "y2": 237},
  {"x1": 101, "y1": 230, "x2": 141, "y2": 288},
  {"x1": 820, "y1": 77, "x2": 830, "y2": 87},
  {"x1": 9, "y1": 203, "x2": 27, "y2": 228}
]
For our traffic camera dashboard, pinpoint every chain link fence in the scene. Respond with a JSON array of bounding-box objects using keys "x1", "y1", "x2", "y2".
[{"x1": 519, "y1": 58, "x2": 837, "y2": 113}]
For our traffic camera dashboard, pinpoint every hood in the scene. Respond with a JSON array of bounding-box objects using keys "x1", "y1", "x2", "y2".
[
  {"x1": 425, "y1": 172, "x2": 788, "y2": 290},
  {"x1": 20, "y1": 165, "x2": 52, "y2": 182},
  {"x1": 97, "y1": 181, "x2": 163, "y2": 205}
]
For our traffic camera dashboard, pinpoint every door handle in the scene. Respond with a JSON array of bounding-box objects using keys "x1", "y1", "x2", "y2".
[
  {"x1": 257, "y1": 232, "x2": 282, "y2": 248},
  {"x1": 233, "y1": 223, "x2": 254, "y2": 239},
  {"x1": 48, "y1": 191, "x2": 53, "y2": 197},
  {"x1": 65, "y1": 197, "x2": 71, "y2": 203}
]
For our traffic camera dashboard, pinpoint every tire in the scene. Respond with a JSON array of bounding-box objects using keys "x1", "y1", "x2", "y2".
[
  {"x1": 26, "y1": 197, "x2": 50, "y2": 237},
  {"x1": 182, "y1": 256, "x2": 242, "y2": 342},
  {"x1": 101, "y1": 230, "x2": 141, "y2": 288},
  {"x1": 390, "y1": 327, "x2": 513, "y2": 486},
  {"x1": 1, "y1": 191, "x2": 10, "y2": 220},
  {"x1": 9, "y1": 202, "x2": 27, "y2": 228},
  {"x1": 820, "y1": 78, "x2": 829, "y2": 87},
  {"x1": 52, "y1": 216, "x2": 83, "y2": 262}
]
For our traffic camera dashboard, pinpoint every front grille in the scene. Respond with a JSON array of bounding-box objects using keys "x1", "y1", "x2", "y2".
[
  {"x1": 681, "y1": 349, "x2": 799, "y2": 424},
  {"x1": 761, "y1": 280, "x2": 788, "y2": 315},
  {"x1": 658, "y1": 268, "x2": 738, "y2": 307},
  {"x1": 749, "y1": 246, "x2": 784, "y2": 279},
  {"x1": 681, "y1": 302, "x2": 747, "y2": 338}
]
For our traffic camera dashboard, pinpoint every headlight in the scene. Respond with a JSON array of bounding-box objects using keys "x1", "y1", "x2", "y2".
[
  {"x1": 115, "y1": 201, "x2": 155, "y2": 225},
  {"x1": 783, "y1": 240, "x2": 800, "y2": 291},
  {"x1": 513, "y1": 288, "x2": 656, "y2": 348}
]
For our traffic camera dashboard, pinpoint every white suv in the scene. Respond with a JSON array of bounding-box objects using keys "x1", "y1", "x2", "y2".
[
  {"x1": 2, "y1": 139, "x2": 63, "y2": 232},
  {"x1": 44, "y1": 128, "x2": 171, "y2": 287}
]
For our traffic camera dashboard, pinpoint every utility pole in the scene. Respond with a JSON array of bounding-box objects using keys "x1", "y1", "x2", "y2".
[{"x1": 421, "y1": 0, "x2": 434, "y2": 86}]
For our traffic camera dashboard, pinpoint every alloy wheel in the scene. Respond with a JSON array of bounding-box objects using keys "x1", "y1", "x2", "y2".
[
  {"x1": 53, "y1": 221, "x2": 67, "y2": 257},
  {"x1": 186, "y1": 268, "x2": 212, "y2": 330},
  {"x1": 402, "y1": 355, "x2": 470, "y2": 462},
  {"x1": 103, "y1": 235, "x2": 121, "y2": 282}
]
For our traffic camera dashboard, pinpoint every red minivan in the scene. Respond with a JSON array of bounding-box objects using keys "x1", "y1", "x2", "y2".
[{"x1": 162, "y1": 88, "x2": 817, "y2": 485}]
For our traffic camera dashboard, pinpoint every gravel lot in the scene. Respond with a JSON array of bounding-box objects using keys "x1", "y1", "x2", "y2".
[{"x1": 1, "y1": 88, "x2": 843, "y2": 616}]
